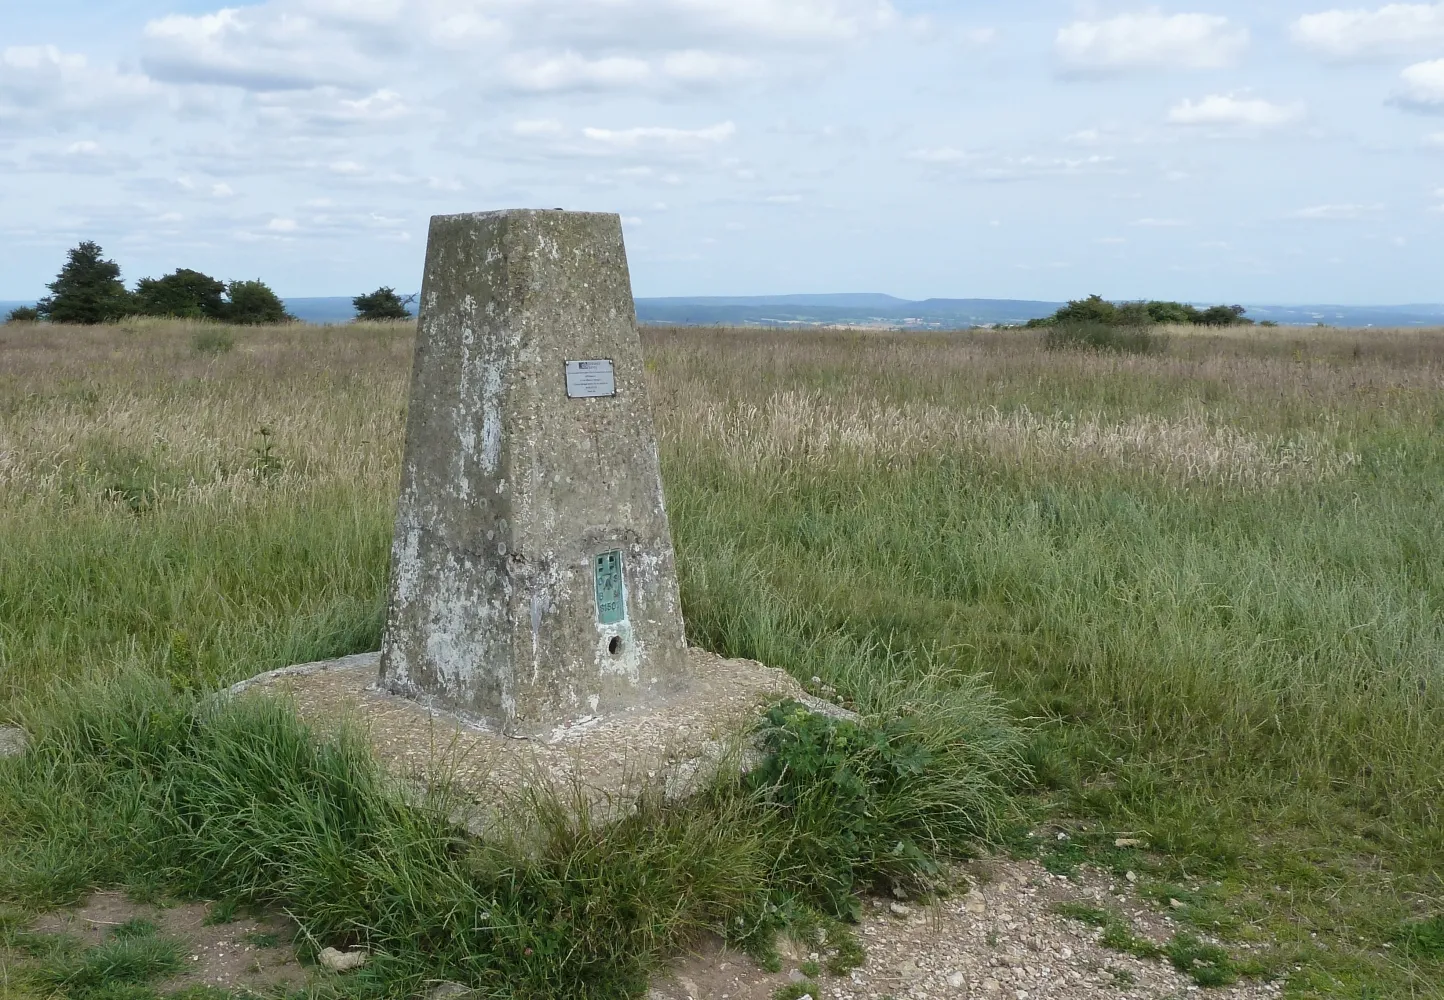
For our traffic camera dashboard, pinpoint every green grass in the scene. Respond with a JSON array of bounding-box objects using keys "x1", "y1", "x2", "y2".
[
  {"x1": 7, "y1": 917, "x2": 185, "y2": 1000},
  {"x1": 1052, "y1": 902, "x2": 1252, "y2": 987},
  {"x1": 1, "y1": 320, "x2": 1442, "y2": 998},
  {"x1": 0, "y1": 671, "x2": 1020, "y2": 999}
]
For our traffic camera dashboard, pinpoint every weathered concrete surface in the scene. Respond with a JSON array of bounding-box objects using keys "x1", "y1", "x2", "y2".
[
  {"x1": 235, "y1": 650, "x2": 852, "y2": 835},
  {"x1": 380, "y1": 210, "x2": 688, "y2": 734}
]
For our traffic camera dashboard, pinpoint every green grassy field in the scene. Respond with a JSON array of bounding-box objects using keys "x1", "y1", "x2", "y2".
[{"x1": 1, "y1": 318, "x2": 1441, "y2": 998}]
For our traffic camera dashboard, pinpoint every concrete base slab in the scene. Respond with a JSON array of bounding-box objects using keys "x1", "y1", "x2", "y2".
[{"x1": 227, "y1": 649, "x2": 850, "y2": 835}]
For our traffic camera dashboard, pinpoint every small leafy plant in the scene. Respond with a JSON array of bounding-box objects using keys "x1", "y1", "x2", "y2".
[
  {"x1": 1391, "y1": 915, "x2": 1444, "y2": 958},
  {"x1": 249, "y1": 426, "x2": 284, "y2": 480}
]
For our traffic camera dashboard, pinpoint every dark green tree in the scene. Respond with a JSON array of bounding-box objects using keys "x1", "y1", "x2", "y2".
[
  {"x1": 37, "y1": 241, "x2": 133, "y2": 324},
  {"x1": 352, "y1": 286, "x2": 412, "y2": 321},
  {"x1": 1196, "y1": 304, "x2": 1251, "y2": 326},
  {"x1": 223, "y1": 280, "x2": 294, "y2": 325},
  {"x1": 1144, "y1": 301, "x2": 1200, "y2": 324},
  {"x1": 1053, "y1": 294, "x2": 1118, "y2": 325},
  {"x1": 134, "y1": 269, "x2": 227, "y2": 319},
  {"x1": 5, "y1": 306, "x2": 40, "y2": 323}
]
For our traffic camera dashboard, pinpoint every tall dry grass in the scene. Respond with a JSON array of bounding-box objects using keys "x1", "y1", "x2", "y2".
[{"x1": 1, "y1": 318, "x2": 1442, "y2": 996}]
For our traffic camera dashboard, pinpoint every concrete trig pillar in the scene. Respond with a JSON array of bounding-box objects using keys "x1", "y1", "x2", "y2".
[{"x1": 379, "y1": 209, "x2": 690, "y2": 734}]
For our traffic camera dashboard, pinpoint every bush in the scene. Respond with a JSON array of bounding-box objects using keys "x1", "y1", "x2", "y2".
[
  {"x1": 353, "y1": 287, "x2": 412, "y2": 321},
  {"x1": 36, "y1": 242, "x2": 133, "y2": 325},
  {"x1": 5, "y1": 306, "x2": 40, "y2": 323},
  {"x1": 1044, "y1": 321, "x2": 1162, "y2": 355},
  {"x1": 1195, "y1": 304, "x2": 1251, "y2": 327},
  {"x1": 223, "y1": 280, "x2": 293, "y2": 325},
  {"x1": 1035, "y1": 296, "x2": 1253, "y2": 331},
  {"x1": 190, "y1": 327, "x2": 235, "y2": 356},
  {"x1": 134, "y1": 269, "x2": 226, "y2": 320},
  {"x1": 1145, "y1": 301, "x2": 1199, "y2": 324},
  {"x1": 1053, "y1": 294, "x2": 1118, "y2": 326}
]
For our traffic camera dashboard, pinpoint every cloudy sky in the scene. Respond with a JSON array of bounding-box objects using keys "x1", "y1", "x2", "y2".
[{"x1": 3, "y1": 1, "x2": 1444, "y2": 303}]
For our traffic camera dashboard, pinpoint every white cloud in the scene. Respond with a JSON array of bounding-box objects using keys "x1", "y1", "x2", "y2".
[
  {"x1": 254, "y1": 88, "x2": 414, "y2": 130},
  {"x1": 1131, "y1": 217, "x2": 1188, "y2": 227},
  {"x1": 1292, "y1": 4, "x2": 1444, "y2": 60},
  {"x1": 659, "y1": 51, "x2": 758, "y2": 84},
  {"x1": 0, "y1": 45, "x2": 161, "y2": 125},
  {"x1": 267, "y1": 217, "x2": 299, "y2": 232},
  {"x1": 1293, "y1": 203, "x2": 1384, "y2": 219},
  {"x1": 1056, "y1": 11, "x2": 1248, "y2": 75},
  {"x1": 1424, "y1": 131, "x2": 1444, "y2": 146},
  {"x1": 907, "y1": 147, "x2": 974, "y2": 163},
  {"x1": 1393, "y1": 59, "x2": 1444, "y2": 111},
  {"x1": 505, "y1": 53, "x2": 653, "y2": 92},
  {"x1": 143, "y1": 7, "x2": 371, "y2": 91},
  {"x1": 512, "y1": 118, "x2": 566, "y2": 137},
  {"x1": 1167, "y1": 95, "x2": 1306, "y2": 128},
  {"x1": 581, "y1": 122, "x2": 737, "y2": 148},
  {"x1": 140, "y1": 0, "x2": 893, "y2": 98},
  {"x1": 907, "y1": 146, "x2": 1118, "y2": 180}
]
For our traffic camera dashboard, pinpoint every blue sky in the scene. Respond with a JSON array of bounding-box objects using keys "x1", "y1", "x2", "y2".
[{"x1": 3, "y1": 1, "x2": 1443, "y2": 302}]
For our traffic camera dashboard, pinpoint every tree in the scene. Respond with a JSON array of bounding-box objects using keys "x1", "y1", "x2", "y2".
[
  {"x1": 134, "y1": 269, "x2": 227, "y2": 319},
  {"x1": 223, "y1": 279, "x2": 294, "y2": 325},
  {"x1": 1145, "y1": 301, "x2": 1199, "y2": 324},
  {"x1": 1196, "y1": 304, "x2": 1251, "y2": 327},
  {"x1": 352, "y1": 286, "x2": 413, "y2": 321},
  {"x1": 1053, "y1": 294, "x2": 1118, "y2": 326},
  {"x1": 5, "y1": 306, "x2": 40, "y2": 323},
  {"x1": 37, "y1": 241, "x2": 132, "y2": 324}
]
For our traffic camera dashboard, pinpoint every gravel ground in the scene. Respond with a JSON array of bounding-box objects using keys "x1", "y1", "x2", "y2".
[{"x1": 651, "y1": 858, "x2": 1282, "y2": 1000}]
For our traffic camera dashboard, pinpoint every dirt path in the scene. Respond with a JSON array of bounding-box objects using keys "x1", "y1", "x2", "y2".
[
  {"x1": 20, "y1": 858, "x2": 1281, "y2": 1000},
  {"x1": 650, "y1": 859, "x2": 1282, "y2": 1000}
]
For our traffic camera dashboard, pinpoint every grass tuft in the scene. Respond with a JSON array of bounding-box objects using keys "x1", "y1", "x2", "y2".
[
  {"x1": 0, "y1": 669, "x2": 1020, "y2": 999},
  {"x1": 1393, "y1": 915, "x2": 1444, "y2": 958}
]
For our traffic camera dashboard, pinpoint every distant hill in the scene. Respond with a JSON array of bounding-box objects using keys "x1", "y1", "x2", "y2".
[
  {"x1": 3, "y1": 296, "x2": 1443, "y2": 329},
  {"x1": 634, "y1": 296, "x2": 1064, "y2": 328},
  {"x1": 1241, "y1": 304, "x2": 1444, "y2": 328},
  {"x1": 635, "y1": 296, "x2": 1444, "y2": 329}
]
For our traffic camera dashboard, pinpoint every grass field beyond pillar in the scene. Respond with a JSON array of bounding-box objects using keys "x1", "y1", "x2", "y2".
[{"x1": 1, "y1": 318, "x2": 1441, "y2": 998}]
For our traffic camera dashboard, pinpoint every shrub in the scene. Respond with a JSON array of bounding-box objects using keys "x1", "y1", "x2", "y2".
[
  {"x1": 36, "y1": 242, "x2": 133, "y2": 325},
  {"x1": 5, "y1": 306, "x2": 40, "y2": 323},
  {"x1": 1053, "y1": 294, "x2": 1118, "y2": 326},
  {"x1": 222, "y1": 280, "x2": 293, "y2": 325},
  {"x1": 1044, "y1": 321, "x2": 1162, "y2": 355},
  {"x1": 353, "y1": 287, "x2": 412, "y2": 321},
  {"x1": 1195, "y1": 304, "x2": 1252, "y2": 327},
  {"x1": 134, "y1": 269, "x2": 226, "y2": 320},
  {"x1": 1036, "y1": 297, "x2": 1253, "y2": 331},
  {"x1": 190, "y1": 327, "x2": 235, "y2": 356},
  {"x1": 1144, "y1": 300, "x2": 1199, "y2": 324}
]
